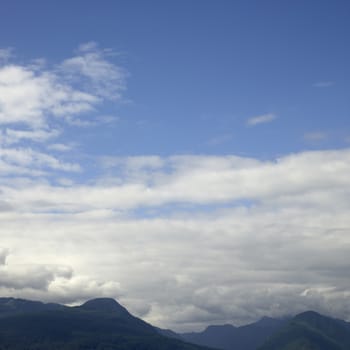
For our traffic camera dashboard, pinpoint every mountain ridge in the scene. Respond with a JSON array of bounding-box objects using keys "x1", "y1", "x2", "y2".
[
  {"x1": 1, "y1": 297, "x2": 350, "y2": 350},
  {"x1": 0, "y1": 297, "x2": 209, "y2": 350},
  {"x1": 178, "y1": 315, "x2": 288, "y2": 350}
]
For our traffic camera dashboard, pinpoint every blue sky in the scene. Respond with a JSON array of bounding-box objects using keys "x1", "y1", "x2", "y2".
[
  {"x1": 1, "y1": 0, "x2": 350, "y2": 331},
  {"x1": 1, "y1": 0, "x2": 349, "y2": 158}
]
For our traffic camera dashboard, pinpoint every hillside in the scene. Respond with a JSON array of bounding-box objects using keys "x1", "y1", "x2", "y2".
[
  {"x1": 177, "y1": 316, "x2": 287, "y2": 350},
  {"x1": 258, "y1": 311, "x2": 350, "y2": 350},
  {"x1": 2, "y1": 297, "x2": 350, "y2": 350},
  {"x1": 0, "y1": 297, "x2": 209, "y2": 350}
]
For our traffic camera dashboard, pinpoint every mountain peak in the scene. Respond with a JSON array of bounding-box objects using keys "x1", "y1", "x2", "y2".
[
  {"x1": 295, "y1": 310, "x2": 322, "y2": 319},
  {"x1": 254, "y1": 316, "x2": 285, "y2": 328},
  {"x1": 80, "y1": 298, "x2": 129, "y2": 315}
]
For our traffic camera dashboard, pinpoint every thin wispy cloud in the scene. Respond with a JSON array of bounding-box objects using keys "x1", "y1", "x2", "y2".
[
  {"x1": 60, "y1": 41, "x2": 127, "y2": 100},
  {"x1": 207, "y1": 133, "x2": 233, "y2": 146},
  {"x1": 246, "y1": 113, "x2": 277, "y2": 126},
  {"x1": 48, "y1": 143, "x2": 75, "y2": 152},
  {"x1": 313, "y1": 81, "x2": 335, "y2": 88},
  {"x1": 0, "y1": 147, "x2": 81, "y2": 174},
  {"x1": 0, "y1": 48, "x2": 12, "y2": 63},
  {"x1": 0, "y1": 128, "x2": 61, "y2": 145},
  {"x1": 304, "y1": 131, "x2": 328, "y2": 142}
]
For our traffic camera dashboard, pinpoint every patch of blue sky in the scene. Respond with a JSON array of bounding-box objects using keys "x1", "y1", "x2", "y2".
[{"x1": 129, "y1": 199, "x2": 257, "y2": 220}]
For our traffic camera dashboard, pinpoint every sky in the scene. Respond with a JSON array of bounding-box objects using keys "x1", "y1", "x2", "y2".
[{"x1": 0, "y1": 0, "x2": 350, "y2": 332}]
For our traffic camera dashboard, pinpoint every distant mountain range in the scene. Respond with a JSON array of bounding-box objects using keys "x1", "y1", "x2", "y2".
[
  {"x1": 178, "y1": 316, "x2": 288, "y2": 350},
  {"x1": 258, "y1": 311, "x2": 350, "y2": 350},
  {"x1": 173, "y1": 311, "x2": 350, "y2": 350},
  {"x1": 1, "y1": 297, "x2": 350, "y2": 350}
]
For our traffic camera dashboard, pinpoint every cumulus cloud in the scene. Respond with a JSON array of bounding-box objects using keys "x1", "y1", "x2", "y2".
[
  {"x1": 0, "y1": 65, "x2": 97, "y2": 127},
  {"x1": 246, "y1": 113, "x2": 277, "y2": 126},
  {"x1": 0, "y1": 264, "x2": 72, "y2": 290},
  {"x1": 0, "y1": 253, "x2": 121, "y2": 305}
]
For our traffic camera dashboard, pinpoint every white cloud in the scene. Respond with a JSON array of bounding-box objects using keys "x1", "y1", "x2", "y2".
[
  {"x1": 0, "y1": 128, "x2": 61, "y2": 144},
  {"x1": 101, "y1": 155, "x2": 164, "y2": 170},
  {"x1": 0, "y1": 43, "x2": 125, "y2": 185},
  {"x1": 0, "y1": 65, "x2": 97, "y2": 127},
  {"x1": 1, "y1": 149, "x2": 350, "y2": 214},
  {"x1": 0, "y1": 147, "x2": 81, "y2": 175},
  {"x1": 246, "y1": 113, "x2": 277, "y2": 126},
  {"x1": 0, "y1": 43, "x2": 125, "y2": 128},
  {"x1": 1, "y1": 149, "x2": 350, "y2": 330},
  {"x1": 60, "y1": 41, "x2": 126, "y2": 100},
  {"x1": 0, "y1": 263, "x2": 72, "y2": 290},
  {"x1": 48, "y1": 143, "x2": 75, "y2": 152}
]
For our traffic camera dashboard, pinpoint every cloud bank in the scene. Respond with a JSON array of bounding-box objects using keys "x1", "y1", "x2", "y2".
[
  {"x1": 1, "y1": 149, "x2": 350, "y2": 331},
  {"x1": 1, "y1": 44, "x2": 350, "y2": 332}
]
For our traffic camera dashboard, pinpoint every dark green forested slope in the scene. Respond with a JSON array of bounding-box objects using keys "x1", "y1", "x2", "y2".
[
  {"x1": 180, "y1": 317, "x2": 287, "y2": 350},
  {"x1": 258, "y1": 311, "x2": 350, "y2": 350},
  {"x1": 2, "y1": 297, "x2": 350, "y2": 350},
  {"x1": 0, "y1": 298, "x2": 210, "y2": 350}
]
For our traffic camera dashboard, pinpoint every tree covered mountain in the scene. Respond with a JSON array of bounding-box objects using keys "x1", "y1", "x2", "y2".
[
  {"x1": 179, "y1": 316, "x2": 287, "y2": 350},
  {"x1": 1, "y1": 297, "x2": 350, "y2": 350},
  {"x1": 258, "y1": 311, "x2": 350, "y2": 350},
  {"x1": 163, "y1": 311, "x2": 350, "y2": 350},
  {"x1": 0, "y1": 297, "x2": 209, "y2": 350}
]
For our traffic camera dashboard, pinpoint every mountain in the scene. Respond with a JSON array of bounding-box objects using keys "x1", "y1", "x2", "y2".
[
  {"x1": 2, "y1": 297, "x2": 350, "y2": 350},
  {"x1": 0, "y1": 297, "x2": 63, "y2": 315},
  {"x1": 178, "y1": 312, "x2": 350, "y2": 350},
  {"x1": 179, "y1": 317, "x2": 287, "y2": 350},
  {"x1": 181, "y1": 324, "x2": 237, "y2": 349},
  {"x1": 258, "y1": 311, "x2": 350, "y2": 350},
  {"x1": 155, "y1": 326, "x2": 184, "y2": 340},
  {"x1": 0, "y1": 297, "x2": 209, "y2": 350}
]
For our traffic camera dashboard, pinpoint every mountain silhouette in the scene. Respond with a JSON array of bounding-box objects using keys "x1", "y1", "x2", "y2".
[
  {"x1": 0, "y1": 297, "x2": 209, "y2": 350},
  {"x1": 2, "y1": 297, "x2": 350, "y2": 350},
  {"x1": 258, "y1": 310, "x2": 350, "y2": 350},
  {"x1": 179, "y1": 316, "x2": 287, "y2": 350}
]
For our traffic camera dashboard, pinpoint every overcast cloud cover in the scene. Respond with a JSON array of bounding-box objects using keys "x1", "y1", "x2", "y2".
[{"x1": 1, "y1": 0, "x2": 350, "y2": 332}]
